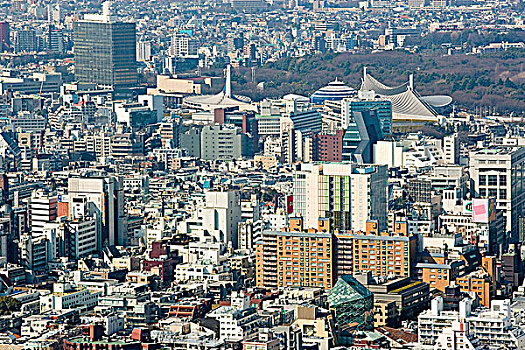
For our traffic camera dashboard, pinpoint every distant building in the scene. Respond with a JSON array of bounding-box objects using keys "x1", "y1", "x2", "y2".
[
  {"x1": 170, "y1": 33, "x2": 198, "y2": 57},
  {"x1": 312, "y1": 130, "x2": 344, "y2": 162},
  {"x1": 136, "y1": 40, "x2": 152, "y2": 61},
  {"x1": 0, "y1": 22, "x2": 9, "y2": 51},
  {"x1": 200, "y1": 124, "x2": 254, "y2": 160},
  {"x1": 470, "y1": 147, "x2": 525, "y2": 238},
  {"x1": 13, "y1": 28, "x2": 38, "y2": 53},
  {"x1": 230, "y1": 0, "x2": 269, "y2": 11},
  {"x1": 29, "y1": 192, "x2": 57, "y2": 236},
  {"x1": 418, "y1": 297, "x2": 525, "y2": 349},
  {"x1": 341, "y1": 110, "x2": 384, "y2": 163},
  {"x1": 68, "y1": 175, "x2": 126, "y2": 248},
  {"x1": 310, "y1": 79, "x2": 356, "y2": 105},
  {"x1": 341, "y1": 92, "x2": 393, "y2": 135},
  {"x1": 73, "y1": 2, "x2": 137, "y2": 89}
]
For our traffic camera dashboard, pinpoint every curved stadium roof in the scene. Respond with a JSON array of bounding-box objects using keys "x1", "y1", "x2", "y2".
[
  {"x1": 360, "y1": 70, "x2": 451, "y2": 122},
  {"x1": 184, "y1": 65, "x2": 256, "y2": 112},
  {"x1": 310, "y1": 79, "x2": 357, "y2": 104}
]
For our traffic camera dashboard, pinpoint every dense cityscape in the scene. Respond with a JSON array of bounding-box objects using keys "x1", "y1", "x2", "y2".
[{"x1": 0, "y1": 0, "x2": 523, "y2": 349}]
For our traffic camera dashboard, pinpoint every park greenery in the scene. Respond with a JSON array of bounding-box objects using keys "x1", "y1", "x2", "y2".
[
  {"x1": 206, "y1": 48, "x2": 525, "y2": 115},
  {"x1": 0, "y1": 296, "x2": 21, "y2": 316}
]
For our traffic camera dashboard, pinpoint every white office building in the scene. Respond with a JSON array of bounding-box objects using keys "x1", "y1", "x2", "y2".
[
  {"x1": 208, "y1": 306, "x2": 261, "y2": 342},
  {"x1": 197, "y1": 191, "x2": 241, "y2": 249},
  {"x1": 469, "y1": 147, "x2": 525, "y2": 236}
]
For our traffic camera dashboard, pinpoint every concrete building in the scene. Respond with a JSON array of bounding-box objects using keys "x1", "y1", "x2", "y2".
[
  {"x1": 66, "y1": 218, "x2": 98, "y2": 259},
  {"x1": 418, "y1": 297, "x2": 525, "y2": 349},
  {"x1": 256, "y1": 217, "x2": 335, "y2": 289},
  {"x1": 198, "y1": 191, "x2": 241, "y2": 248},
  {"x1": 29, "y1": 192, "x2": 57, "y2": 236},
  {"x1": 73, "y1": 2, "x2": 137, "y2": 89},
  {"x1": 312, "y1": 130, "x2": 344, "y2": 162},
  {"x1": 200, "y1": 125, "x2": 253, "y2": 160},
  {"x1": 40, "y1": 282, "x2": 100, "y2": 311},
  {"x1": 68, "y1": 176, "x2": 126, "y2": 248},
  {"x1": 470, "y1": 147, "x2": 525, "y2": 238},
  {"x1": 354, "y1": 273, "x2": 430, "y2": 325},
  {"x1": 292, "y1": 163, "x2": 387, "y2": 232},
  {"x1": 208, "y1": 306, "x2": 261, "y2": 342},
  {"x1": 170, "y1": 33, "x2": 198, "y2": 57},
  {"x1": 335, "y1": 221, "x2": 417, "y2": 279},
  {"x1": 434, "y1": 321, "x2": 483, "y2": 350}
]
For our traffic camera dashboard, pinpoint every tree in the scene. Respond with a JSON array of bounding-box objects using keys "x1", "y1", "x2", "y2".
[{"x1": 0, "y1": 296, "x2": 21, "y2": 315}]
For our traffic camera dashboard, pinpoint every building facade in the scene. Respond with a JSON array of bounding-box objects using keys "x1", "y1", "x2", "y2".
[{"x1": 74, "y1": 6, "x2": 137, "y2": 89}]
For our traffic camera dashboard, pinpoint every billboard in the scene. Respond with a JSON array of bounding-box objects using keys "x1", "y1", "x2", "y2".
[{"x1": 472, "y1": 198, "x2": 496, "y2": 224}]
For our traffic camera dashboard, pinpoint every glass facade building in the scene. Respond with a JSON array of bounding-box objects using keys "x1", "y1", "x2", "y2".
[
  {"x1": 342, "y1": 110, "x2": 383, "y2": 163},
  {"x1": 341, "y1": 98, "x2": 393, "y2": 135},
  {"x1": 328, "y1": 275, "x2": 374, "y2": 330},
  {"x1": 74, "y1": 20, "x2": 137, "y2": 89}
]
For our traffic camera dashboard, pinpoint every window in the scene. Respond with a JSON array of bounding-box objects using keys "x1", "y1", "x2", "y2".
[
  {"x1": 479, "y1": 175, "x2": 486, "y2": 186},
  {"x1": 488, "y1": 175, "x2": 498, "y2": 186},
  {"x1": 500, "y1": 175, "x2": 507, "y2": 186},
  {"x1": 500, "y1": 189, "x2": 507, "y2": 199},
  {"x1": 479, "y1": 188, "x2": 486, "y2": 197},
  {"x1": 488, "y1": 188, "x2": 498, "y2": 198}
]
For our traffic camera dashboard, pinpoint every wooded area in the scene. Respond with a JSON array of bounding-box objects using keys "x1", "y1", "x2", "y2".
[{"x1": 205, "y1": 49, "x2": 525, "y2": 115}]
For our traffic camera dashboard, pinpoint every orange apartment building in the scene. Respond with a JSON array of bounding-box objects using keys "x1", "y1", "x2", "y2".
[
  {"x1": 456, "y1": 256, "x2": 497, "y2": 308},
  {"x1": 417, "y1": 253, "x2": 496, "y2": 307},
  {"x1": 256, "y1": 218, "x2": 417, "y2": 289},
  {"x1": 256, "y1": 217, "x2": 335, "y2": 289}
]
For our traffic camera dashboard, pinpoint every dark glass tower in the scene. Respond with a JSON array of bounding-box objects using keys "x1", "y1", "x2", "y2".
[
  {"x1": 74, "y1": 14, "x2": 137, "y2": 89},
  {"x1": 342, "y1": 110, "x2": 384, "y2": 163}
]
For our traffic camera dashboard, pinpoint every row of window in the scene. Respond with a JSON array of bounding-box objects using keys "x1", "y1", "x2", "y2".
[
  {"x1": 478, "y1": 174, "x2": 506, "y2": 186},
  {"x1": 478, "y1": 188, "x2": 506, "y2": 199}
]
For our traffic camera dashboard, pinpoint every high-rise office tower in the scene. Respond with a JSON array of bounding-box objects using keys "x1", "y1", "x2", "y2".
[
  {"x1": 341, "y1": 110, "x2": 384, "y2": 163},
  {"x1": 341, "y1": 92, "x2": 393, "y2": 135},
  {"x1": 13, "y1": 28, "x2": 38, "y2": 53},
  {"x1": 73, "y1": 2, "x2": 137, "y2": 89},
  {"x1": 292, "y1": 163, "x2": 388, "y2": 232},
  {"x1": 47, "y1": 25, "x2": 64, "y2": 54},
  {"x1": 68, "y1": 175, "x2": 126, "y2": 248}
]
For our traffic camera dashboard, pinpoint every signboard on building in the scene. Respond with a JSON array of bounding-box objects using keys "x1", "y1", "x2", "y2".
[
  {"x1": 472, "y1": 198, "x2": 496, "y2": 223},
  {"x1": 286, "y1": 195, "x2": 293, "y2": 214},
  {"x1": 463, "y1": 201, "x2": 472, "y2": 215}
]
